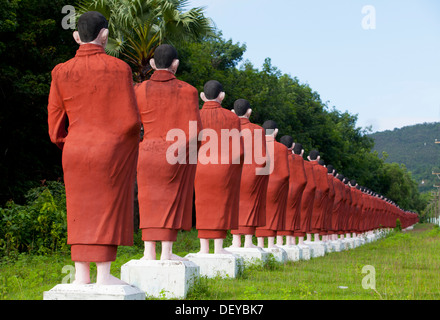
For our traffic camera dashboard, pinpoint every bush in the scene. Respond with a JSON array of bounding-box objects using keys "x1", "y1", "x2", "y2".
[
  {"x1": 394, "y1": 218, "x2": 402, "y2": 232},
  {"x1": 0, "y1": 181, "x2": 68, "y2": 259}
]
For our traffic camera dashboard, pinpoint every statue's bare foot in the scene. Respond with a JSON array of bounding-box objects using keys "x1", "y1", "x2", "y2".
[
  {"x1": 141, "y1": 252, "x2": 156, "y2": 260},
  {"x1": 72, "y1": 279, "x2": 91, "y2": 285},
  {"x1": 214, "y1": 248, "x2": 233, "y2": 255},
  {"x1": 160, "y1": 253, "x2": 188, "y2": 261},
  {"x1": 97, "y1": 274, "x2": 128, "y2": 286}
]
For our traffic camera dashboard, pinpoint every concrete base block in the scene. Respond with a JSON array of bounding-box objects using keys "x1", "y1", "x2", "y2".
[
  {"x1": 263, "y1": 247, "x2": 287, "y2": 263},
  {"x1": 225, "y1": 247, "x2": 270, "y2": 265},
  {"x1": 120, "y1": 259, "x2": 199, "y2": 299},
  {"x1": 366, "y1": 234, "x2": 376, "y2": 243},
  {"x1": 185, "y1": 253, "x2": 243, "y2": 278},
  {"x1": 329, "y1": 240, "x2": 343, "y2": 252},
  {"x1": 354, "y1": 237, "x2": 363, "y2": 247},
  {"x1": 322, "y1": 241, "x2": 332, "y2": 253},
  {"x1": 280, "y1": 245, "x2": 300, "y2": 262},
  {"x1": 43, "y1": 283, "x2": 145, "y2": 300},
  {"x1": 297, "y1": 244, "x2": 311, "y2": 260},
  {"x1": 342, "y1": 238, "x2": 355, "y2": 249},
  {"x1": 304, "y1": 241, "x2": 325, "y2": 257}
]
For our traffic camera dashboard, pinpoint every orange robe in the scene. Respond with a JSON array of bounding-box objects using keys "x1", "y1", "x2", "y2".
[
  {"x1": 310, "y1": 161, "x2": 329, "y2": 234},
  {"x1": 331, "y1": 177, "x2": 345, "y2": 234},
  {"x1": 295, "y1": 160, "x2": 316, "y2": 237},
  {"x1": 256, "y1": 138, "x2": 290, "y2": 237},
  {"x1": 47, "y1": 44, "x2": 141, "y2": 262},
  {"x1": 281, "y1": 152, "x2": 307, "y2": 236},
  {"x1": 231, "y1": 118, "x2": 269, "y2": 235},
  {"x1": 323, "y1": 173, "x2": 335, "y2": 234},
  {"x1": 135, "y1": 70, "x2": 202, "y2": 241},
  {"x1": 194, "y1": 101, "x2": 244, "y2": 239},
  {"x1": 341, "y1": 184, "x2": 352, "y2": 233}
]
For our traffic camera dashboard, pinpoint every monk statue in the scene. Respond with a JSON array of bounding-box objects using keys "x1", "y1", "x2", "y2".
[
  {"x1": 47, "y1": 11, "x2": 141, "y2": 285},
  {"x1": 308, "y1": 150, "x2": 330, "y2": 243},
  {"x1": 256, "y1": 121, "x2": 290, "y2": 249},
  {"x1": 296, "y1": 149, "x2": 317, "y2": 245},
  {"x1": 277, "y1": 137, "x2": 307, "y2": 247},
  {"x1": 194, "y1": 80, "x2": 244, "y2": 254},
  {"x1": 135, "y1": 44, "x2": 202, "y2": 261},
  {"x1": 229, "y1": 99, "x2": 269, "y2": 248},
  {"x1": 323, "y1": 164, "x2": 336, "y2": 242}
]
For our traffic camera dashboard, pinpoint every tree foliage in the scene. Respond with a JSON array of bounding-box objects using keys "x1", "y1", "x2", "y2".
[
  {"x1": 0, "y1": 0, "x2": 78, "y2": 204},
  {"x1": 176, "y1": 33, "x2": 426, "y2": 213},
  {"x1": 0, "y1": 0, "x2": 427, "y2": 215},
  {"x1": 76, "y1": 0, "x2": 214, "y2": 81}
]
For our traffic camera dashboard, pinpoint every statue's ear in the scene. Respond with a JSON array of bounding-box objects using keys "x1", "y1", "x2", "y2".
[
  {"x1": 150, "y1": 58, "x2": 157, "y2": 70},
  {"x1": 73, "y1": 31, "x2": 82, "y2": 45}
]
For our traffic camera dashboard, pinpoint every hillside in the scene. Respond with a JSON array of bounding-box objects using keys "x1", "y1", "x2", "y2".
[{"x1": 370, "y1": 122, "x2": 440, "y2": 193}]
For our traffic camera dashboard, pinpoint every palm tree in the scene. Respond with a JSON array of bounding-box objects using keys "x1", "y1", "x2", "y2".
[{"x1": 76, "y1": 0, "x2": 215, "y2": 82}]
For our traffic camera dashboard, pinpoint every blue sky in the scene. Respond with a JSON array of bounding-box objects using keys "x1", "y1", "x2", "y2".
[{"x1": 187, "y1": 0, "x2": 440, "y2": 133}]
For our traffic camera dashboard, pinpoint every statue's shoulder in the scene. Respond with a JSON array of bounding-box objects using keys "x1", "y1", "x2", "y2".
[{"x1": 175, "y1": 78, "x2": 197, "y2": 94}]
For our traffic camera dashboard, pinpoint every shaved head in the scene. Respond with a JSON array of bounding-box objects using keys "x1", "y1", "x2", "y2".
[
  {"x1": 233, "y1": 99, "x2": 251, "y2": 116},
  {"x1": 77, "y1": 11, "x2": 108, "y2": 43}
]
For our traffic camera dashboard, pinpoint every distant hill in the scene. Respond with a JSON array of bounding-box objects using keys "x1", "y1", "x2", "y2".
[{"x1": 369, "y1": 122, "x2": 440, "y2": 193}]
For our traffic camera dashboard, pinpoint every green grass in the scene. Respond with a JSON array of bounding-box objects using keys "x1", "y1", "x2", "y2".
[{"x1": 1, "y1": 224, "x2": 439, "y2": 300}]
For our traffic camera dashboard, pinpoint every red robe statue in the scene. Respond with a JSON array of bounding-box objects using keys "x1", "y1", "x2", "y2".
[
  {"x1": 280, "y1": 152, "x2": 307, "y2": 237},
  {"x1": 194, "y1": 101, "x2": 244, "y2": 239},
  {"x1": 309, "y1": 161, "x2": 330, "y2": 234},
  {"x1": 48, "y1": 44, "x2": 141, "y2": 262},
  {"x1": 295, "y1": 160, "x2": 317, "y2": 237},
  {"x1": 135, "y1": 70, "x2": 202, "y2": 242},
  {"x1": 256, "y1": 137, "x2": 290, "y2": 237},
  {"x1": 231, "y1": 118, "x2": 269, "y2": 235},
  {"x1": 323, "y1": 173, "x2": 336, "y2": 235}
]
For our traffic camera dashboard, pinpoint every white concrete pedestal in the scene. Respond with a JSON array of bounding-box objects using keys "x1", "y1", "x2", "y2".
[
  {"x1": 263, "y1": 247, "x2": 287, "y2": 263},
  {"x1": 329, "y1": 240, "x2": 344, "y2": 252},
  {"x1": 185, "y1": 253, "x2": 243, "y2": 278},
  {"x1": 43, "y1": 283, "x2": 145, "y2": 300},
  {"x1": 322, "y1": 241, "x2": 332, "y2": 253},
  {"x1": 304, "y1": 241, "x2": 325, "y2": 257},
  {"x1": 280, "y1": 245, "x2": 300, "y2": 262},
  {"x1": 225, "y1": 247, "x2": 270, "y2": 265},
  {"x1": 297, "y1": 244, "x2": 311, "y2": 260},
  {"x1": 354, "y1": 237, "x2": 363, "y2": 247},
  {"x1": 366, "y1": 234, "x2": 376, "y2": 243},
  {"x1": 342, "y1": 238, "x2": 355, "y2": 249},
  {"x1": 120, "y1": 259, "x2": 199, "y2": 299}
]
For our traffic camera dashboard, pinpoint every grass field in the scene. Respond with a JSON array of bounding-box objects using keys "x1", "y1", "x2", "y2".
[{"x1": 1, "y1": 224, "x2": 439, "y2": 300}]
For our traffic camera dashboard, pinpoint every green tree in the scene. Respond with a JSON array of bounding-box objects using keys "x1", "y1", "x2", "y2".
[
  {"x1": 76, "y1": 0, "x2": 214, "y2": 81},
  {"x1": 0, "y1": 0, "x2": 79, "y2": 204}
]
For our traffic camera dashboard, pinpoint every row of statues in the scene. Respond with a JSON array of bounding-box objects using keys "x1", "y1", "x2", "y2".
[{"x1": 47, "y1": 12, "x2": 418, "y2": 286}]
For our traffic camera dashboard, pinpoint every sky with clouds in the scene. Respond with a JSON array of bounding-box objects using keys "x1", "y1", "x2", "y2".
[{"x1": 187, "y1": 0, "x2": 440, "y2": 133}]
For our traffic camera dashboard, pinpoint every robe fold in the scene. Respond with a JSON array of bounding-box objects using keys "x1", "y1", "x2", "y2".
[
  {"x1": 331, "y1": 177, "x2": 345, "y2": 233},
  {"x1": 281, "y1": 152, "x2": 307, "y2": 236},
  {"x1": 135, "y1": 70, "x2": 202, "y2": 241},
  {"x1": 323, "y1": 173, "x2": 335, "y2": 234},
  {"x1": 256, "y1": 137, "x2": 290, "y2": 237},
  {"x1": 231, "y1": 118, "x2": 269, "y2": 235},
  {"x1": 294, "y1": 160, "x2": 316, "y2": 237},
  {"x1": 341, "y1": 184, "x2": 352, "y2": 233},
  {"x1": 47, "y1": 44, "x2": 141, "y2": 261},
  {"x1": 309, "y1": 161, "x2": 330, "y2": 234},
  {"x1": 194, "y1": 101, "x2": 244, "y2": 239}
]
